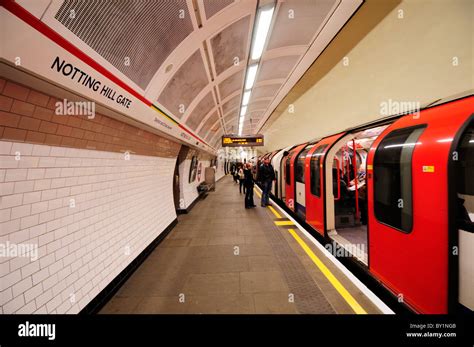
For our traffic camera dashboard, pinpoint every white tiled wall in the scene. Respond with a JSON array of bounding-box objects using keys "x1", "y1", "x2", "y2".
[
  {"x1": 0, "y1": 140, "x2": 176, "y2": 314},
  {"x1": 178, "y1": 159, "x2": 210, "y2": 209},
  {"x1": 215, "y1": 159, "x2": 225, "y2": 181}
]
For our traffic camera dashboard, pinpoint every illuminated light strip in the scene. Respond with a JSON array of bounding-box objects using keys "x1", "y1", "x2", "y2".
[
  {"x1": 2, "y1": 0, "x2": 212, "y2": 149},
  {"x1": 253, "y1": 185, "x2": 394, "y2": 314},
  {"x1": 287, "y1": 228, "x2": 367, "y2": 314}
]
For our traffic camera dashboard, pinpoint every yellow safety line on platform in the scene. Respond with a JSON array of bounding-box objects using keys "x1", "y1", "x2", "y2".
[
  {"x1": 253, "y1": 188, "x2": 282, "y2": 218},
  {"x1": 274, "y1": 220, "x2": 294, "y2": 226},
  {"x1": 287, "y1": 228, "x2": 367, "y2": 315},
  {"x1": 268, "y1": 205, "x2": 282, "y2": 219}
]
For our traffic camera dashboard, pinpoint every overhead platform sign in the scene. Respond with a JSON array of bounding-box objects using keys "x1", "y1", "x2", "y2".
[{"x1": 222, "y1": 135, "x2": 264, "y2": 147}]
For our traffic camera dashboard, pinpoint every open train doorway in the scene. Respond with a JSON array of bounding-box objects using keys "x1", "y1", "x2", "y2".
[
  {"x1": 325, "y1": 125, "x2": 389, "y2": 265},
  {"x1": 451, "y1": 118, "x2": 474, "y2": 311}
]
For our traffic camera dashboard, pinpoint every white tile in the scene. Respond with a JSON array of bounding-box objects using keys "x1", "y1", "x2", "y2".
[
  {"x1": 24, "y1": 282, "x2": 42, "y2": 303},
  {"x1": 3, "y1": 294, "x2": 25, "y2": 313},
  {"x1": 1, "y1": 193, "x2": 23, "y2": 209},
  {"x1": 0, "y1": 182, "x2": 14, "y2": 195},
  {"x1": 20, "y1": 214, "x2": 39, "y2": 229},
  {"x1": 27, "y1": 168, "x2": 45, "y2": 180},
  {"x1": 35, "y1": 289, "x2": 52, "y2": 308},
  {"x1": 10, "y1": 142, "x2": 33, "y2": 156},
  {"x1": 0, "y1": 269, "x2": 22, "y2": 291},
  {"x1": 12, "y1": 276, "x2": 33, "y2": 297},
  {"x1": 32, "y1": 144, "x2": 51, "y2": 157},
  {"x1": 32, "y1": 267, "x2": 49, "y2": 286},
  {"x1": 16, "y1": 300, "x2": 36, "y2": 314},
  {"x1": 23, "y1": 191, "x2": 41, "y2": 204},
  {"x1": 18, "y1": 156, "x2": 40, "y2": 169},
  {"x1": 5, "y1": 169, "x2": 28, "y2": 182},
  {"x1": 0, "y1": 156, "x2": 19, "y2": 169},
  {"x1": 0, "y1": 208, "x2": 12, "y2": 223},
  {"x1": 0, "y1": 141, "x2": 13, "y2": 155},
  {"x1": 21, "y1": 260, "x2": 39, "y2": 279},
  {"x1": 0, "y1": 219, "x2": 20, "y2": 236},
  {"x1": 11, "y1": 204, "x2": 31, "y2": 220},
  {"x1": 13, "y1": 180, "x2": 34, "y2": 194}
]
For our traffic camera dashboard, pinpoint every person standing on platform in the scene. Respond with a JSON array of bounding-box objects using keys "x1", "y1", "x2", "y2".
[
  {"x1": 233, "y1": 163, "x2": 240, "y2": 184},
  {"x1": 238, "y1": 165, "x2": 245, "y2": 194},
  {"x1": 257, "y1": 158, "x2": 275, "y2": 207},
  {"x1": 244, "y1": 163, "x2": 256, "y2": 208}
]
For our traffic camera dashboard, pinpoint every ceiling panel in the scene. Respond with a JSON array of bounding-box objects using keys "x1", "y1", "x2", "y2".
[
  {"x1": 203, "y1": 0, "x2": 235, "y2": 19},
  {"x1": 157, "y1": 50, "x2": 209, "y2": 119},
  {"x1": 206, "y1": 121, "x2": 221, "y2": 141},
  {"x1": 55, "y1": 0, "x2": 194, "y2": 90},
  {"x1": 211, "y1": 15, "x2": 251, "y2": 76},
  {"x1": 248, "y1": 100, "x2": 271, "y2": 112},
  {"x1": 186, "y1": 92, "x2": 216, "y2": 131},
  {"x1": 222, "y1": 95, "x2": 240, "y2": 116},
  {"x1": 267, "y1": 0, "x2": 338, "y2": 50},
  {"x1": 257, "y1": 55, "x2": 301, "y2": 82},
  {"x1": 251, "y1": 83, "x2": 282, "y2": 100},
  {"x1": 218, "y1": 70, "x2": 244, "y2": 100},
  {"x1": 198, "y1": 110, "x2": 219, "y2": 138}
]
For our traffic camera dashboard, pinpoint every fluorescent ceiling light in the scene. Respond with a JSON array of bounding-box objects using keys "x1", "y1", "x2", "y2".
[
  {"x1": 245, "y1": 64, "x2": 258, "y2": 90},
  {"x1": 240, "y1": 105, "x2": 247, "y2": 116},
  {"x1": 251, "y1": 5, "x2": 275, "y2": 60},
  {"x1": 242, "y1": 90, "x2": 251, "y2": 106}
]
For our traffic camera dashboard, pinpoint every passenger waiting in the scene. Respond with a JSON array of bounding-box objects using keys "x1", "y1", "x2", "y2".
[
  {"x1": 244, "y1": 163, "x2": 256, "y2": 209},
  {"x1": 238, "y1": 166, "x2": 245, "y2": 194}
]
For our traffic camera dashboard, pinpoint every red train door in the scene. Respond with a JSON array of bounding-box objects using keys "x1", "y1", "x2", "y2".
[
  {"x1": 305, "y1": 134, "x2": 345, "y2": 236},
  {"x1": 285, "y1": 144, "x2": 307, "y2": 211},
  {"x1": 367, "y1": 96, "x2": 473, "y2": 314}
]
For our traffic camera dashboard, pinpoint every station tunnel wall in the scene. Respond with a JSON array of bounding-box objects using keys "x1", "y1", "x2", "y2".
[
  {"x1": 0, "y1": 78, "x2": 198, "y2": 313},
  {"x1": 262, "y1": 0, "x2": 473, "y2": 151}
]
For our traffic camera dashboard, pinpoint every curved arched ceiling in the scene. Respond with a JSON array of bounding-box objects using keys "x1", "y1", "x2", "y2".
[{"x1": 40, "y1": 0, "x2": 361, "y2": 149}]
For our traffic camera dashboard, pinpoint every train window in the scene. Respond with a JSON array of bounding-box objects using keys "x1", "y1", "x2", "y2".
[
  {"x1": 285, "y1": 155, "x2": 291, "y2": 185},
  {"x1": 295, "y1": 147, "x2": 313, "y2": 183},
  {"x1": 373, "y1": 126, "x2": 426, "y2": 233},
  {"x1": 456, "y1": 120, "x2": 474, "y2": 195},
  {"x1": 310, "y1": 145, "x2": 328, "y2": 197}
]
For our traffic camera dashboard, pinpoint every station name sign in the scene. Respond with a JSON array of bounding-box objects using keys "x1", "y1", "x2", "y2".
[
  {"x1": 51, "y1": 56, "x2": 133, "y2": 109},
  {"x1": 222, "y1": 135, "x2": 264, "y2": 147}
]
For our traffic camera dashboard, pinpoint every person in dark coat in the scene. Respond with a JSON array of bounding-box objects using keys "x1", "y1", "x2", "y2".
[
  {"x1": 244, "y1": 163, "x2": 256, "y2": 209},
  {"x1": 257, "y1": 159, "x2": 276, "y2": 207}
]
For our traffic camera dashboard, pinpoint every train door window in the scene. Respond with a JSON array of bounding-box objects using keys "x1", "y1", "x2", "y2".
[
  {"x1": 373, "y1": 126, "x2": 426, "y2": 232},
  {"x1": 285, "y1": 155, "x2": 291, "y2": 185},
  {"x1": 295, "y1": 147, "x2": 313, "y2": 183},
  {"x1": 310, "y1": 145, "x2": 328, "y2": 197},
  {"x1": 455, "y1": 120, "x2": 474, "y2": 231}
]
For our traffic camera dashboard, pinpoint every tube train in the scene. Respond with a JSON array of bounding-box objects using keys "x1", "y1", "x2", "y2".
[{"x1": 258, "y1": 94, "x2": 473, "y2": 314}]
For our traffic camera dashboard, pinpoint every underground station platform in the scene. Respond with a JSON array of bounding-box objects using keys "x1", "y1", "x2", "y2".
[
  {"x1": 0, "y1": 0, "x2": 472, "y2": 345},
  {"x1": 100, "y1": 176, "x2": 388, "y2": 315}
]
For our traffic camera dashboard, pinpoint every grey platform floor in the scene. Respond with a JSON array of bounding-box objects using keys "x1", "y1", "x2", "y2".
[{"x1": 100, "y1": 176, "x2": 382, "y2": 314}]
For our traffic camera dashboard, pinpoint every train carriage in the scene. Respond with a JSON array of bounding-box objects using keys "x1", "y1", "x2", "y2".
[{"x1": 262, "y1": 94, "x2": 474, "y2": 313}]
